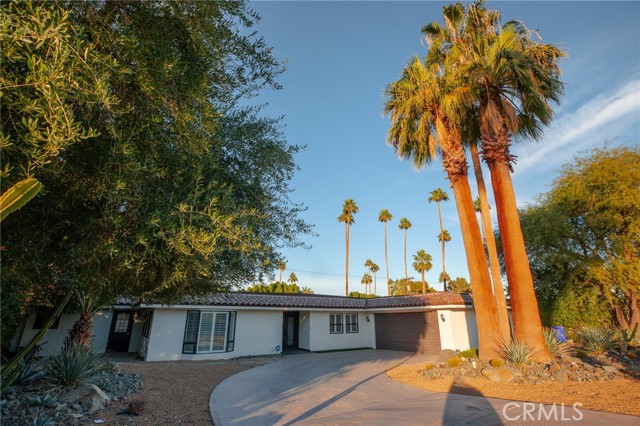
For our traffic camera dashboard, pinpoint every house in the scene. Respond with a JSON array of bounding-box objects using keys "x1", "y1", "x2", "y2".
[{"x1": 16, "y1": 292, "x2": 479, "y2": 361}]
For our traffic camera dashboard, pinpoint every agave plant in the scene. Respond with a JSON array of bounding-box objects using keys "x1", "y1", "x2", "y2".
[
  {"x1": 496, "y1": 339, "x2": 535, "y2": 367},
  {"x1": 543, "y1": 328, "x2": 575, "y2": 359},
  {"x1": 43, "y1": 344, "x2": 110, "y2": 389},
  {"x1": 576, "y1": 327, "x2": 616, "y2": 355}
]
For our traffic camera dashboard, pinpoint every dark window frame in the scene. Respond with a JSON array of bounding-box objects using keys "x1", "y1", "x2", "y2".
[
  {"x1": 182, "y1": 310, "x2": 236, "y2": 354},
  {"x1": 329, "y1": 313, "x2": 343, "y2": 334},
  {"x1": 33, "y1": 310, "x2": 61, "y2": 330},
  {"x1": 345, "y1": 313, "x2": 359, "y2": 334}
]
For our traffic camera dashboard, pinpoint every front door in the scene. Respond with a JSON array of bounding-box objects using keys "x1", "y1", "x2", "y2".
[
  {"x1": 107, "y1": 311, "x2": 134, "y2": 352},
  {"x1": 282, "y1": 312, "x2": 299, "y2": 351}
]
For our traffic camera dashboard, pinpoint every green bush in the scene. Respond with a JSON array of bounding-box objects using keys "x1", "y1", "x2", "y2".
[
  {"x1": 447, "y1": 356, "x2": 462, "y2": 368},
  {"x1": 43, "y1": 344, "x2": 110, "y2": 389},
  {"x1": 496, "y1": 340, "x2": 534, "y2": 367},
  {"x1": 459, "y1": 348, "x2": 478, "y2": 359},
  {"x1": 576, "y1": 327, "x2": 616, "y2": 355},
  {"x1": 489, "y1": 358, "x2": 504, "y2": 367},
  {"x1": 543, "y1": 327, "x2": 575, "y2": 358}
]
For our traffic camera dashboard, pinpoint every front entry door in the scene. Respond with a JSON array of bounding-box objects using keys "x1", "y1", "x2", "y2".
[
  {"x1": 282, "y1": 312, "x2": 299, "y2": 351},
  {"x1": 107, "y1": 311, "x2": 134, "y2": 352}
]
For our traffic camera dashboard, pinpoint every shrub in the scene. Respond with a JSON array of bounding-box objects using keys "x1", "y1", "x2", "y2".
[
  {"x1": 619, "y1": 323, "x2": 638, "y2": 353},
  {"x1": 424, "y1": 363, "x2": 435, "y2": 371},
  {"x1": 126, "y1": 399, "x2": 146, "y2": 416},
  {"x1": 543, "y1": 327, "x2": 575, "y2": 358},
  {"x1": 459, "y1": 348, "x2": 478, "y2": 359},
  {"x1": 43, "y1": 344, "x2": 110, "y2": 389},
  {"x1": 447, "y1": 357, "x2": 462, "y2": 368},
  {"x1": 496, "y1": 340, "x2": 534, "y2": 367},
  {"x1": 489, "y1": 358, "x2": 504, "y2": 367},
  {"x1": 32, "y1": 414, "x2": 54, "y2": 426},
  {"x1": 575, "y1": 350, "x2": 588, "y2": 359},
  {"x1": 28, "y1": 395, "x2": 58, "y2": 408},
  {"x1": 576, "y1": 327, "x2": 616, "y2": 355}
]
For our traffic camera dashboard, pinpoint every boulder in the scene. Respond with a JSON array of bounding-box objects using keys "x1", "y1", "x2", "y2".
[
  {"x1": 61, "y1": 384, "x2": 111, "y2": 414},
  {"x1": 481, "y1": 367, "x2": 514, "y2": 383}
]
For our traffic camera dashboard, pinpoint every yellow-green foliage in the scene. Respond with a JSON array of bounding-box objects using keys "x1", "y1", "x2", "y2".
[
  {"x1": 460, "y1": 348, "x2": 478, "y2": 359},
  {"x1": 575, "y1": 350, "x2": 588, "y2": 359},
  {"x1": 424, "y1": 363, "x2": 435, "y2": 371},
  {"x1": 448, "y1": 356, "x2": 462, "y2": 368},
  {"x1": 490, "y1": 358, "x2": 504, "y2": 367}
]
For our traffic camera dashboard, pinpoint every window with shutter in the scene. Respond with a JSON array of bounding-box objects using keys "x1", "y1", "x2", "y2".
[
  {"x1": 345, "y1": 314, "x2": 358, "y2": 333},
  {"x1": 183, "y1": 311, "x2": 200, "y2": 354},
  {"x1": 330, "y1": 313, "x2": 343, "y2": 334}
]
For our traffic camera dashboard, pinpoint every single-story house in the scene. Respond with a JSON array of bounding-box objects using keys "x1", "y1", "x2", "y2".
[{"x1": 16, "y1": 292, "x2": 480, "y2": 361}]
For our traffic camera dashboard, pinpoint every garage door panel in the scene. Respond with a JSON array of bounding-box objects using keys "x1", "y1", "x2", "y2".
[{"x1": 375, "y1": 312, "x2": 440, "y2": 354}]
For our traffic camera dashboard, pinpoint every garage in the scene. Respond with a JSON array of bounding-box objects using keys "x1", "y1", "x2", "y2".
[{"x1": 374, "y1": 311, "x2": 441, "y2": 354}]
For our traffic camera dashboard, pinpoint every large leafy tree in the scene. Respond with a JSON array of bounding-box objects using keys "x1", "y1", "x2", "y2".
[
  {"x1": 423, "y1": 0, "x2": 563, "y2": 360},
  {"x1": 428, "y1": 188, "x2": 449, "y2": 291},
  {"x1": 378, "y1": 209, "x2": 393, "y2": 295},
  {"x1": 412, "y1": 250, "x2": 433, "y2": 293},
  {"x1": 338, "y1": 199, "x2": 359, "y2": 296},
  {"x1": 384, "y1": 55, "x2": 501, "y2": 359},
  {"x1": 1, "y1": 0, "x2": 312, "y2": 345},
  {"x1": 518, "y1": 146, "x2": 639, "y2": 330}
]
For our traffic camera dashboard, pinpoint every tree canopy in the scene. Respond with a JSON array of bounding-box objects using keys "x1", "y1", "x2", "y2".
[
  {"x1": 517, "y1": 146, "x2": 639, "y2": 329},
  {"x1": 0, "y1": 0, "x2": 312, "y2": 345}
]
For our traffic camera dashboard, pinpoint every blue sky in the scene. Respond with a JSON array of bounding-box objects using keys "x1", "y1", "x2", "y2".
[{"x1": 247, "y1": 1, "x2": 640, "y2": 295}]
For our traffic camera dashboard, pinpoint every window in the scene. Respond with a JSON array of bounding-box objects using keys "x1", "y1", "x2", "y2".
[
  {"x1": 345, "y1": 313, "x2": 359, "y2": 333},
  {"x1": 330, "y1": 313, "x2": 343, "y2": 334},
  {"x1": 113, "y1": 312, "x2": 131, "y2": 333},
  {"x1": 182, "y1": 311, "x2": 236, "y2": 354},
  {"x1": 33, "y1": 310, "x2": 60, "y2": 330}
]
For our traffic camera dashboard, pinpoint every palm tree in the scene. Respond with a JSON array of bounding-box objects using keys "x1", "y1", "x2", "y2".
[
  {"x1": 338, "y1": 199, "x2": 359, "y2": 296},
  {"x1": 412, "y1": 250, "x2": 433, "y2": 293},
  {"x1": 437, "y1": 228, "x2": 451, "y2": 292},
  {"x1": 64, "y1": 290, "x2": 101, "y2": 350},
  {"x1": 361, "y1": 273, "x2": 372, "y2": 295},
  {"x1": 425, "y1": 1, "x2": 564, "y2": 359},
  {"x1": 287, "y1": 272, "x2": 298, "y2": 285},
  {"x1": 364, "y1": 259, "x2": 380, "y2": 295},
  {"x1": 300, "y1": 286, "x2": 314, "y2": 294},
  {"x1": 428, "y1": 188, "x2": 449, "y2": 291},
  {"x1": 384, "y1": 53, "x2": 501, "y2": 359},
  {"x1": 278, "y1": 260, "x2": 286, "y2": 283},
  {"x1": 397, "y1": 218, "x2": 412, "y2": 294},
  {"x1": 378, "y1": 209, "x2": 393, "y2": 295}
]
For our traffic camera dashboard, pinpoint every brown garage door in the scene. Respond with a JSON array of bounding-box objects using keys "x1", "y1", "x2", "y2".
[{"x1": 374, "y1": 312, "x2": 441, "y2": 354}]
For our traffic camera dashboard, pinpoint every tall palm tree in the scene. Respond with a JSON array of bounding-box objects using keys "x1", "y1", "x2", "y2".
[
  {"x1": 365, "y1": 259, "x2": 380, "y2": 295},
  {"x1": 412, "y1": 250, "x2": 433, "y2": 293},
  {"x1": 471, "y1": 147, "x2": 511, "y2": 342},
  {"x1": 278, "y1": 260, "x2": 286, "y2": 283},
  {"x1": 338, "y1": 199, "x2": 359, "y2": 296},
  {"x1": 287, "y1": 272, "x2": 298, "y2": 285},
  {"x1": 378, "y1": 209, "x2": 393, "y2": 295},
  {"x1": 384, "y1": 54, "x2": 501, "y2": 359},
  {"x1": 424, "y1": 1, "x2": 564, "y2": 359},
  {"x1": 437, "y1": 229, "x2": 451, "y2": 291},
  {"x1": 361, "y1": 273, "x2": 372, "y2": 295},
  {"x1": 428, "y1": 188, "x2": 449, "y2": 291},
  {"x1": 398, "y1": 218, "x2": 412, "y2": 294}
]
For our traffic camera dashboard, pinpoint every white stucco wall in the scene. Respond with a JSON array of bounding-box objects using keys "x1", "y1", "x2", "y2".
[
  {"x1": 144, "y1": 308, "x2": 283, "y2": 361},
  {"x1": 307, "y1": 311, "x2": 373, "y2": 352},
  {"x1": 18, "y1": 310, "x2": 112, "y2": 356},
  {"x1": 436, "y1": 307, "x2": 478, "y2": 351},
  {"x1": 299, "y1": 311, "x2": 311, "y2": 350}
]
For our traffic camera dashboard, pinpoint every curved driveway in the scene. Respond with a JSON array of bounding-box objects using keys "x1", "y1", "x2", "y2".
[{"x1": 210, "y1": 349, "x2": 639, "y2": 426}]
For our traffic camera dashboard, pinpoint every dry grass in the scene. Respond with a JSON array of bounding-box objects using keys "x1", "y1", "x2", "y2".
[{"x1": 387, "y1": 365, "x2": 640, "y2": 416}]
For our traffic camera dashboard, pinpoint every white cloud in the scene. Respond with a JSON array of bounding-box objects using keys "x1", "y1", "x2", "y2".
[{"x1": 514, "y1": 78, "x2": 640, "y2": 175}]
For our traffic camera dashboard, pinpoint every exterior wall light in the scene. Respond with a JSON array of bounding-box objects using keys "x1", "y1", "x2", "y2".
[{"x1": 440, "y1": 313, "x2": 446, "y2": 322}]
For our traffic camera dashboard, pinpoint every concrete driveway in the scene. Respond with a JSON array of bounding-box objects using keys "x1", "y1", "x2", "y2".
[{"x1": 210, "y1": 349, "x2": 639, "y2": 426}]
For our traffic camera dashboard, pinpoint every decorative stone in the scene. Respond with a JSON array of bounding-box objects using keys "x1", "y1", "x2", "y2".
[
  {"x1": 61, "y1": 384, "x2": 111, "y2": 415},
  {"x1": 548, "y1": 363, "x2": 561, "y2": 374}
]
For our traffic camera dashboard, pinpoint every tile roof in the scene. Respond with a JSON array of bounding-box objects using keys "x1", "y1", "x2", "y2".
[{"x1": 119, "y1": 292, "x2": 473, "y2": 310}]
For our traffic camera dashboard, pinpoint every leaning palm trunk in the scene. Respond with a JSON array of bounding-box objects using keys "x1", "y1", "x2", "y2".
[
  {"x1": 470, "y1": 144, "x2": 511, "y2": 342},
  {"x1": 481, "y1": 130, "x2": 550, "y2": 361},
  {"x1": 440, "y1": 125, "x2": 501, "y2": 360}
]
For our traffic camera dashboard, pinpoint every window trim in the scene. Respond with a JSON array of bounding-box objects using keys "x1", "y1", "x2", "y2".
[
  {"x1": 329, "y1": 313, "x2": 343, "y2": 334},
  {"x1": 345, "y1": 313, "x2": 359, "y2": 334},
  {"x1": 182, "y1": 310, "x2": 236, "y2": 355}
]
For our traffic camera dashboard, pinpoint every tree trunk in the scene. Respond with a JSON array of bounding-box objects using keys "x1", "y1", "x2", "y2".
[
  {"x1": 437, "y1": 201, "x2": 447, "y2": 291},
  {"x1": 65, "y1": 313, "x2": 94, "y2": 349},
  {"x1": 404, "y1": 230, "x2": 409, "y2": 294},
  {"x1": 470, "y1": 144, "x2": 511, "y2": 343},
  {"x1": 450, "y1": 176, "x2": 501, "y2": 360},
  {"x1": 373, "y1": 272, "x2": 377, "y2": 295},
  {"x1": 421, "y1": 271, "x2": 426, "y2": 293},
  {"x1": 384, "y1": 222, "x2": 390, "y2": 296},
  {"x1": 486, "y1": 159, "x2": 550, "y2": 361},
  {"x1": 345, "y1": 223, "x2": 350, "y2": 296}
]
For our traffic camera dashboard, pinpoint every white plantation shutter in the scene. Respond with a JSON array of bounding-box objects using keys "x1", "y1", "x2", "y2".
[{"x1": 183, "y1": 311, "x2": 235, "y2": 354}]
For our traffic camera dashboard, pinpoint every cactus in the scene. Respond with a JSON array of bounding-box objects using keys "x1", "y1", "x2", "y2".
[
  {"x1": 620, "y1": 323, "x2": 638, "y2": 352},
  {"x1": 0, "y1": 177, "x2": 42, "y2": 221},
  {"x1": 490, "y1": 358, "x2": 504, "y2": 367},
  {"x1": 448, "y1": 356, "x2": 462, "y2": 368}
]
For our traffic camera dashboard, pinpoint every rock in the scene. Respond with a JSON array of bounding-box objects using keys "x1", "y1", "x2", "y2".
[
  {"x1": 61, "y1": 384, "x2": 111, "y2": 415},
  {"x1": 602, "y1": 366, "x2": 619, "y2": 374},
  {"x1": 481, "y1": 367, "x2": 514, "y2": 383},
  {"x1": 627, "y1": 352, "x2": 637, "y2": 359},
  {"x1": 548, "y1": 363, "x2": 561, "y2": 374},
  {"x1": 552, "y1": 370, "x2": 568, "y2": 382}
]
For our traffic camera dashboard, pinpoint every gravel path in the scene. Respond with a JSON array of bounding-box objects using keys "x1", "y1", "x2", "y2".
[{"x1": 84, "y1": 356, "x2": 279, "y2": 425}]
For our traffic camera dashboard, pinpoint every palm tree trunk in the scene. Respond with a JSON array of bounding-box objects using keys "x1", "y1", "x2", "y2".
[
  {"x1": 470, "y1": 144, "x2": 511, "y2": 343},
  {"x1": 404, "y1": 231, "x2": 409, "y2": 294},
  {"x1": 373, "y1": 272, "x2": 377, "y2": 295},
  {"x1": 486, "y1": 158, "x2": 549, "y2": 361},
  {"x1": 437, "y1": 201, "x2": 446, "y2": 291},
  {"x1": 421, "y1": 271, "x2": 426, "y2": 293},
  {"x1": 345, "y1": 223, "x2": 350, "y2": 296},
  {"x1": 450, "y1": 175, "x2": 501, "y2": 360},
  {"x1": 384, "y1": 222, "x2": 390, "y2": 296}
]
